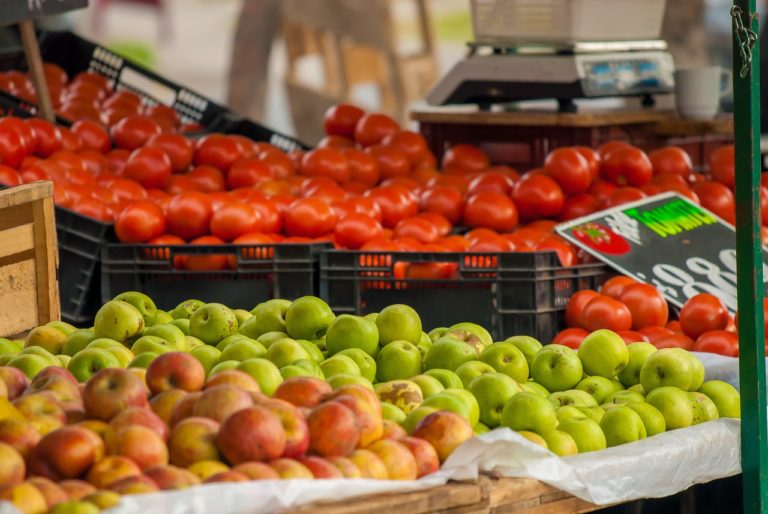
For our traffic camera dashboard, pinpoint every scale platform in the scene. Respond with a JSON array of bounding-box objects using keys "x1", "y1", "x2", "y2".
[{"x1": 427, "y1": 40, "x2": 675, "y2": 112}]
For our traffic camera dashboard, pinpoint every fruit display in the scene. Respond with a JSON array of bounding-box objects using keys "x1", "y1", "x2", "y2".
[{"x1": 0, "y1": 289, "x2": 741, "y2": 512}]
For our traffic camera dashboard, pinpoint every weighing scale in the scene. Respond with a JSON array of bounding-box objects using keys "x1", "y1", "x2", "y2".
[{"x1": 427, "y1": 40, "x2": 675, "y2": 112}]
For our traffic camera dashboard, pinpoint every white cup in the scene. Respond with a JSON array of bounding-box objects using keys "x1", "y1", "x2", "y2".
[{"x1": 674, "y1": 66, "x2": 732, "y2": 120}]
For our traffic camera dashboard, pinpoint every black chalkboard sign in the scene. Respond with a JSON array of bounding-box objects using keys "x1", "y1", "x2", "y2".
[
  {"x1": 0, "y1": 0, "x2": 89, "y2": 27},
  {"x1": 556, "y1": 192, "x2": 768, "y2": 314}
]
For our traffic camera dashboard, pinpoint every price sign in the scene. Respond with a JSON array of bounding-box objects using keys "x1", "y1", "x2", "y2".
[
  {"x1": 555, "y1": 192, "x2": 768, "y2": 313},
  {"x1": 0, "y1": 0, "x2": 88, "y2": 27}
]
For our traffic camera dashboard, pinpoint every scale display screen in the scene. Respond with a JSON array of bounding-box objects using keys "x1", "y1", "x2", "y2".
[{"x1": 581, "y1": 58, "x2": 667, "y2": 96}]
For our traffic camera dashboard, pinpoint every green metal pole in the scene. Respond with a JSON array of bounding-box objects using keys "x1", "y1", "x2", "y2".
[{"x1": 732, "y1": 1, "x2": 768, "y2": 512}]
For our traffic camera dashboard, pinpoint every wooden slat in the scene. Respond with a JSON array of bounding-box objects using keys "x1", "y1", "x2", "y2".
[
  {"x1": 0, "y1": 182, "x2": 53, "y2": 209},
  {"x1": 32, "y1": 194, "x2": 59, "y2": 324},
  {"x1": 0, "y1": 224, "x2": 35, "y2": 259},
  {"x1": 410, "y1": 108, "x2": 674, "y2": 128}
]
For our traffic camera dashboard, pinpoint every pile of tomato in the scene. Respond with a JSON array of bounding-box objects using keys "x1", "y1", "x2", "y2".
[{"x1": 552, "y1": 275, "x2": 741, "y2": 357}]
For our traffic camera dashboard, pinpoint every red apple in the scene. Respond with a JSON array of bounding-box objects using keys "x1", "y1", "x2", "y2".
[
  {"x1": 299, "y1": 456, "x2": 343, "y2": 479},
  {"x1": 86, "y1": 455, "x2": 142, "y2": 489},
  {"x1": 150, "y1": 388, "x2": 187, "y2": 426},
  {"x1": 146, "y1": 352, "x2": 206, "y2": 395},
  {"x1": 381, "y1": 419, "x2": 407, "y2": 440},
  {"x1": 0, "y1": 418, "x2": 41, "y2": 457},
  {"x1": 204, "y1": 470, "x2": 249, "y2": 483},
  {"x1": 145, "y1": 464, "x2": 201, "y2": 490},
  {"x1": 204, "y1": 370, "x2": 261, "y2": 393},
  {"x1": 330, "y1": 393, "x2": 382, "y2": 448},
  {"x1": 261, "y1": 398, "x2": 309, "y2": 458},
  {"x1": 0, "y1": 482, "x2": 48, "y2": 514},
  {"x1": 348, "y1": 449, "x2": 388, "y2": 479},
  {"x1": 232, "y1": 461, "x2": 280, "y2": 480},
  {"x1": 34, "y1": 366, "x2": 78, "y2": 385},
  {"x1": 170, "y1": 391, "x2": 201, "y2": 427},
  {"x1": 169, "y1": 417, "x2": 221, "y2": 467},
  {"x1": 83, "y1": 368, "x2": 148, "y2": 421},
  {"x1": 307, "y1": 401, "x2": 361, "y2": 457},
  {"x1": 273, "y1": 377, "x2": 332, "y2": 408},
  {"x1": 367, "y1": 439, "x2": 417, "y2": 480},
  {"x1": 13, "y1": 392, "x2": 66, "y2": 423},
  {"x1": 0, "y1": 442, "x2": 25, "y2": 486},
  {"x1": 105, "y1": 406, "x2": 169, "y2": 448},
  {"x1": 400, "y1": 436, "x2": 440, "y2": 478},
  {"x1": 193, "y1": 384, "x2": 253, "y2": 423},
  {"x1": 0, "y1": 367, "x2": 30, "y2": 399},
  {"x1": 58, "y1": 480, "x2": 97, "y2": 500},
  {"x1": 27, "y1": 477, "x2": 68, "y2": 508},
  {"x1": 412, "y1": 411, "x2": 473, "y2": 463},
  {"x1": 269, "y1": 458, "x2": 314, "y2": 479},
  {"x1": 217, "y1": 406, "x2": 286, "y2": 464},
  {"x1": 328, "y1": 456, "x2": 363, "y2": 478},
  {"x1": 107, "y1": 425, "x2": 169, "y2": 470},
  {"x1": 27, "y1": 426, "x2": 100, "y2": 480},
  {"x1": 108, "y1": 474, "x2": 160, "y2": 494}
]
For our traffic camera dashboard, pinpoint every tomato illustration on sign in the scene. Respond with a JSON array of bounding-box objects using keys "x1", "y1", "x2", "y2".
[{"x1": 571, "y1": 222, "x2": 631, "y2": 255}]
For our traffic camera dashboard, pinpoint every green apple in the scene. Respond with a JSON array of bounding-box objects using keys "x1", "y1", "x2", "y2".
[
  {"x1": 557, "y1": 417, "x2": 607, "y2": 453},
  {"x1": 105, "y1": 345, "x2": 134, "y2": 368},
  {"x1": 530, "y1": 345, "x2": 583, "y2": 392},
  {"x1": 548, "y1": 390, "x2": 598, "y2": 408},
  {"x1": 297, "y1": 340, "x2": 325, "y2": 364},
  {"x1": 500, "y1": 392, "x2": 557, "y2": 434},
  {"x1": 131, "y1": 336, "x2": 175, "y2": 355},
  {"x1": 423, "y1": 369, "x2": 464, "y2": 390},
  {"x1": 284, "y1": 296, "x2": 335, "y2": 340},
  {"x1": 474, "y1": 423, "x2": 490, "y2": 435},
  {"x1": 128, "y1": 352, "x2": 158, "y2": 369},
  {"x1": 19, "y1": 346, "x2": 58, "y2": 365},
  {"x1": 469, "y1": 373, "x2": 521, "y2": 428},
  {"x1": 556, "y1": 405, "x2": 587, "y2": 423},
  {"x1": 328, "y1": 374, "x2": 373, "y2": 390},
  {"x1": 236, "y1": 358, "x2": 282, "y2": 394},
  {"x1": 0, "y1": 338, "x2": 21, "y2": 356},
  {"x1": 67, "y1": 349, "x2": 120, "y2": 382},
  {"x1": 169, "y1": 318, "x2": 191, "y2": 335},
  {"x1": 576, "y1": 406, "x2": 606, "y2": 423},
  {"x1": 87, "y1": 338, "x2": 122, "y2": 350},
  {"x1": 171, "y1": 299, "x2": 205, "y2": 319},
  {"x1": 281, "y1": 364, "x2": 312, "y2": 379},
  {"x1": 294, "y1": 359, "x2": 325, "y2": 379},
  {"x1": 600, "y1": 405, "x2": 646, "y2": 447},
  {"x1": 410, "y1": 374, "x2": 444, "y2": 398},
  {"x1": 577, "y1": 329, "x2": 629, "y2": 378},
  {"x1": 448, "y1": 322, "x2": 492, "y2": 349},
  {"x1": 185, "y1": 336, "x2": 203, "y2": 350},
  {"x1": 422, "y1": 391, "x2": 473, "y2": 424},
  {"x1": 645, "y1": 386, "x2": 694, "y2": 429},
  {"x1": 8, "y1": 354, "x2": 52, "y2": 378},
  {"x1": 522, "y1": 381, "x2": 550, "y2": 397},
  {"x1": 479, "y1": 342, "x2": 529, "y2": 383},
  {"x1": 56, "y1": 355, "x2": 71, "y2": 368},
  {"x1": 337, "y1": 348, "x2": 377, "y2": 382},
  {"x1": 424, "y1": 339, "x2": 477, "y2": 371},
  {"x1": 673, "y1": 349, "x2": 705, "y2": 391},
  {"x1": 698, "y1": 380, "x2": 740, "y2": 418},
  {"x1": 25, "y1": 326, "x2": 68, "y2": 355},
  {"x1": 627, "y1": 383, "x2": 646, "y2": 395},
  {"x1": 640, "y1": 349, "x2": 694, "y2": 392},
  {"x1": 266, "y1": 339, "x2": 311, "y2": 368},
  {"x1": 311, "y1": 336, "x2": 327, "y2": 354},
  {"x1": 376, "y1": 340, "x2": 422, "y2": 382},
  {"x1": 606, "y1": 390, "x2": 645, "y2": 404},
  {"x1": 255, "y1": 331, "x2": 289, "y2": 348},
  {"x1": 190, "y1": 303, "x2": 238, "y2": 345},
  {"x1": 455, "y1": 361, "x2": 496, "y2": 388},
  {"x1": 381, "y1": 402, "x2": 407, "y2": 423},
  {"x1": 428, "y1": 327, "x2": 449, "y2": 342},
  {"x1": 376, "y1": 304, "x2": 422, "y2": 346},
  {"x1": 233, "y1": 309, "x2": 252, "y2": 326},
  {"x1": 689, "y1": 392, "x2": 719, "y2": 424},
  {"x1": 625, "y1": 402, "x2": 666, "y2": 436},
  {"x1": 94, "y1": 300, "x2": 144, "y2": 342},
  {"x1": 504, "y1": 336, "x2": 543, "y2": 367},
  {"x1": 403, "y1": 405, "x2": 439, "y2": 434},
  {"x1": 618, "y1": 342, "x2": 657, "y2": 387},
  {"x1": 185, "y1": 346, "x2": 217, "y2": 376},
  {"x1": 145, "y1": 310, "x2": 173, "y2": 327},
  {"x1": 576, "y1": 376, "x2": 618, "y2": 404},
  {"x1": 0, "y1": 355, "x2": 14, "y2": 366},
  {"x1": 209, "y1": 360, "x2": 240, "y2": 377},
  {"x1": 320, "y1": 355, "x2": 360, "y2": 378},
  {"x1": 216, "y1": 334, "x2": 250, "y2": 352},
  {"x1": 143, "y1": 324, "x2": 187, "y2": 349},
  {"x1": 364, "y1": 312, "x2": 378, "y2": 323},
  {"x1": 113, "y1": 291, "x2": 157, "y2": 319},
  {"x1": 326, "y1": 315, "x2": 379, "y2": 356},
  {"x1": 417, "y1": 336, "x2": 432, "y2": 361},
  {"x1": 241, "y1": 299, "x2": 291, "y2": 339},
  {"x1": 543, "y1": 430, "x2": 578, "y2": 456},
  {"x1": 46, "y1": 321, "x2": 77, "y2": 336},
  {"x1": 221, "y1": 340, "x2": 267, "y2": 362}
]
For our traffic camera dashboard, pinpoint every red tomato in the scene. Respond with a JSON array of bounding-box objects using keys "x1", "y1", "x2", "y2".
[
  {"x1": 709, "y1": 145, "x2": 734, "y2": 189},
  {"x1": 693, "y1": 330, "x2": 738, "y2": 357},
  {"x1": 187, "y1": 165, "x2": 226, "y2": 192},
  {"x1": 365, "y1": 144, "x2": 411, "y2": 180},
  {"x1": 324, "y1": 104, "x2": 365, "y2": 138},
  {"x1": 691, "y1": 181, "x2": 735, "y2": 223},
  {"x1": 416, "y1": 212, "x2": 452, "y2": 237},
  {"x1": 165, "y1": 175, "x2": 200, "y2": 195},
  {"x1": 552, "y1": 328, "x2": 589, "y2": 349},
  {"x1": 637, "y1": 325, "x2": 674, "y2": 343},
  {"x1": 210, "y1": 202, "x2": 262, "y2": 241},
  {"x1": 559, "y1": 194, "x2": 599, "y2": 221},
  {"x1": 512, "y1": 174, "x2": 564, "y2": 220},
  {"x1": 343, "y1": 148, "x2": 380, "y2": 186},
  {"x1": 365, "y1": 185, "x2": 419, "y2": 228},
  {"x1": 379, "y1": 176, "x2": 421, "y2": 192},
  {"x1": 146, "y1": 133, "x2": 194, "y2": 173},
  {"x1": 123, "y1": 147, "x2": 172, "y2": 188},
  {"x1": 106, "y1": 148, "x2": 130, "y2": 175},
  {"x1": 600, "y1": 276, "x2": 637, "y2": 299},
  {"x1": 227, "y1": 157, "x2": 273, "y2": 189},
  {"x1": 381, "y1": 131, "x2": 429, "y2": 165},
  {"x1": 0, "y1": 164, "x2": 22, "y2": 186},
  {"x1": 649, "y1": 146, "x2": 693, "y2": 176},
  {"x1": 105, "y1": 178, "x2": 148, "y2": 205},
  {"x1": 427, "y1": 174, "x2": 471, "y2": 194},
  {"x1": 104, "y1": 91, "x2": 142, "y2": 110},
  {"x1": 77, "y1": 150, "x2": 107, "y2": 175},
  {"x1": 248, "y1": 197, "x2": 283, "y2": 233},
  {"x1": 62, "y1": 128, "x2": 84, "y2": 152},
  {"x1": 580, "y1": 295, "x2": 633, "y2": 332},
  {"x1": 334, "y1": 213, "x2": 383, "y2": 249},
  {"x1": 601, "y1": 146, "x2": 652, "y2": 187},
  {"x1": 463, "y1": 191, "x2": 519, "y2": 232},
  {"x1": 333, "y1": 197, "x2": 382, "y2": 222},
  {"x1": 666, "y1": 320, "x2": 684, "y2": 334},
  {"x1": 144, "y1": 234, "x2": 186, "y2": 267},
  {"x1": 467, "y1": 235, "x2": 513, "y2": 252},
  {"x1": 318, "y1": 135, "x2": 356, "y2": 149},
  {"x1": 565, "y1": 290, "x2": 600, "y2": 328},
  {"x1": 43, "y1": 63, "x2": 68, "y2": 87},
  {"x1": 283, "y1": 198, "x2": 338, "y2": 237},
  {"x1": 110, "y1": 115, "x2": 162, "y2": 150},
  {"x1": 393, "y1": 217, "x2": 439, "y2": 244},
  {"x1": 597, "y1": 140, "x2": 632, "y2": 159},
  {"x1": 618, "y1": 283, "x2": 669, "y2": 329},
  {"x1": 0, "y1": 117, "x2": 35, "y2": 155},
  {"x1": 442, "y1": 144, "x2": 489, "y2": 172},
  {"x1": 536, "y1": 235, "x2": 577, "y2": 267},
  {"x1": 23, "y1": 119, "x2": 61, "y2": 159},
  {"x1": 354, "y1": 113, "x2": 400, "y2": 147},
  {"x1": 144, "y1": 104, "x2": 180, "y2": 129},
  {"x1": 183, "y1": 235, "x2": 229, "y2": 271},
  {"x1": 604, "y1": 187, "x2": 646, "y2": 208},
  {"x1": 573, "y1": 146, "x2": 601, "y2": 180},
  {"x1": 588, "y1": 179, "x2": 618, "y2": 207},
  {"x1": 72, "y1": 197, "x2": 114, "y2": 222},
  {"x1": 678, "y1": 293, "x2": 729, "y2": 339},
  {"x1": 0, "y1": 125, "x2": 25, "y2": 168},
  {"x1": 419, "y1": 186, "x2": 464, "y2": 225},
  {"x1": 616, "y1": 330, "x2": 649, "y2": 344},
  {"x1": 194, "y1": 134, "x2": 244, "y2": 172},
  {"x1": 115, "y1": 201, "x2": 166, "y2": 243},
  {"x1": 544, "y1": 147, "x2": 592, "y2": 195},
  {"x1": 438, "y1": 235, "x2": 470, "y2": 252},
  {"x1": 301, "y1": 147, "x2": 350, "y2": 182},
  {"x1": 467, "y1": 172, "x2": 516, "y2": 196},
  {"x1": 166, "y1": 191, "x2": 214, "y2": 240},
  {"x1": 259, "y1": 150, "x2": 295, "y2": 179},
  {"x1": 653, "y1": 334, "x2": 695, "y2": 350}
]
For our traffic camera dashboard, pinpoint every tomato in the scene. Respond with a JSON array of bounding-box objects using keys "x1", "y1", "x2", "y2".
[
  {"x1": 649, "y1": 146, "x2": 693, "y2": 176},
  {"x1": 354, "y1": 113, "x2": 400, "y2": 147},
  {"x1": 580, "y1": 295, "x2": 633, "y2": 332},
  {"x1": 416, "y1": 212, "x2": 452, "y2": 237},
  {"x1": 0, "y1": 164, "x2": 22, "y2": 186},
  {"x1": 324, "y1": 104, "x2": 365, "y2": 138},
  {"x1": 381, "y1": 131, "x2": 429, "y2": 165},
  {"x1": 618, "y1": 283, "x2": 669, "y2": 329},
  {"x1": 427, "y1": 174, "x2": 470, "y2": 194},
  {"x1": 187, "y1": 165, "x2": 226, "y2": 192},
  {"x1": 599, "y1": 276, "x2": 636, "y2": 299},
  {"x1": 364, "y1": 144, "x2": 410, "y2": 180},
  {"x1": 442, "y1": 144, "x2": 489, "y2": 172},
  {"x1": 544, "y1": 147, "x2": 592, "y2": 195},
  {"x1": 678, "y1": 293, "x2": 729, "y2": 339},
  {"x1": 144, "y1": 104, "x2": 180, "y2": 129},
  {"x1": 209, "y1": 202, "x2": 261, "y2": 241},
  {"x1": 691, "y1": 181, "x2": 735, "y2": 223},
  {"x1": 637, "y1": 325, "x2": 674, "y2": 343},
  {"x1": 283, "y1": 198, "x2": 338, "y2": 237},
  {"x1": 415, "y1": 186, "x2": 461, "y2": 226},
  {"x1": 143, "y1": 234, "x2": 186, "y2": 267},
  {"x1": 333, "y1": 197, "x2": 382, "y2": 222},
  {"x1": 365, "y1": 185, "x2": 419, "y2": 228},
  {"x1": 666, "y1": 320, "x2": 684, "y2": 334},
  {"x1": 653, "y1": 334, "x2": 695, "y2": 350},
  {"x1": 300, "y1": 147, "x2": 350, "y2": 182},
  {"x1": 318, "y1": 135, "x2": 356, "y2": 149},
  {"x1": 0, "y1": 125, "x2": 25, "y2": 168},
  {"x1": 227, "y1": 157, "x2": 272, "y2": 189},
  {"x1": 114, "y1": 201, "x2": 166, "y2": 243},
  {"x1": 72, "y1": 196, "x2": 114, "y2": 221},
  {"x1": 537, "y1": 235, "x2": 577, "y2": 266},
  {"x1": 248, "y1": 197, "x2": 282, "y2": 233},
  {"x1": 0, "y1": 118, "x2": 35, "y2": 155},
  {"x1": 110, "y1": 115, "x2": 162, "y2": 150},
  {"x1": 565, "y1": 290, "x2": 599, "y2": 328},
  {"x1": 573, "y1": 146, "x2": 600, "y2": 181},
  {"x1": 165, "y1": 175, "x2": 200, "y2": 195},
  {"x1": 104, "y1": 91, "x2": 143, "y2": 111},
  {"x1": 183, "y1": 235, "x2": 229, "y2": 271},
  {"x1": 467, "y1": 171, "x2": 516, "y2": 196},
  {"x1": 393, "y1": 217, "x2": 439, "y2": 244},
  {"x1": 106, "y1": 149, "x2": 129, "y2": 175},
  {"x1": 467, "y1": 234, "x2": 513, "y2": 252},
  {"x1": 604, "y1": 187, "x2": 646, "y2": 208},
  {"x1": 412, "y1": 166, "x2": 439, "y2": 186},
  {"x1": 342, "y1": 148, "x2": 380, "y2": 186},
  {"x1": 463, "y1": 191, "x2": 518, "y2": 232},
  {"x1": 166, "y1": 191, "x2": 214, "y2": 240},
  {"x1": 438, "y1": 235, "x2": 470, "y2": 252},
  {"x1": 193, "y1": 134, "x2": 243, "y2": 172},
  {"x1": 511, "y1": 174, "x2": 564, "y2": 220},
  {"x1": 552, "y1": 328, "x2": 589, "y2": 349},
  {"x1": 600, "y1": 146, "x2": 652, "y2": 187},
  {"x1": 123, "y1": 147, "x2": 172, "y2": 188},
  {"x1": 587, "y1": 179, "x2": 617, "y2": 208},
  {"x1": 709, "y1": 145, "x2": 734, "y2": 189},
  {"x1": 334, "y1": 213, "x2": 383, "y2": 249},
  {"x1": 146, "y1": 133, "x2": 194, "y2": 173},
  {"x1": 380, "y1": 176, "x2": 421, "y2": 192},
  {"x1": 259, "y1": 150, "x2": 295, "y2": 179},
  {"x1": 559, "y1": 194, "x2": 599, "y2": 222},
  {"x1": 43, "y1": 63, "x2": 68, "y2": 87},
  {"x1": 693, "y1": 330, "x2": 738, "y2": 357},
  {"x1": 597, "y1": 140, "x2": 632, "y2": 159},
  {"x1": 615, "y1": 330, "x2": 649, "y2": 344},
  {"x1": 77, "y1": 149, "x2": 107, "y2": 175}
]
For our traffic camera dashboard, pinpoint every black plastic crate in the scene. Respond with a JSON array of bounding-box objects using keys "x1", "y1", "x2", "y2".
[
  {"x1": 320, "y1": 250, "x2": 612, "y2": 343},
  {"x1": 102, "y1": 242, "x2": 331, "y2": 311}
]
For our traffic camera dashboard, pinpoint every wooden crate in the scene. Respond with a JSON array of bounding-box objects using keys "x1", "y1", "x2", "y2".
[{"x1": 0, "y1": 182, "x2": 59, "y2": 338}]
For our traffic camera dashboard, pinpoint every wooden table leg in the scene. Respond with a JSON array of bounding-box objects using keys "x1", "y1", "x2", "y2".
[{"x1": 18, "y1": 20, "x2": 55, "y2": 122}]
